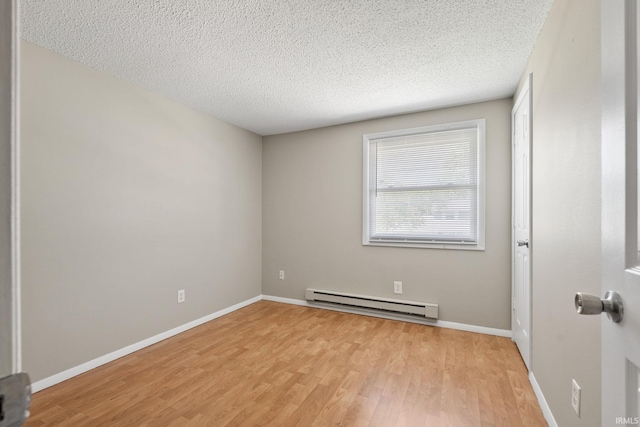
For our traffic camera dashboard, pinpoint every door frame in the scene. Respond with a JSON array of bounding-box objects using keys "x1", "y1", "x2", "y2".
[
  {"x1": 11, "y1": 0, "x2": 22, "y2": 374},
  {"x1": 1, "y1": 0, "x2": 22, "y2": 375},
  {"x1": 511, "y1": 73, "x2": 533, "y2": 370}
]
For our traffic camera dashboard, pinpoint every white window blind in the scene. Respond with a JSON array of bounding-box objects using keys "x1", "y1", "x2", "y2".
[{"x1": 363, "y1": 120, "x2": 485, "y2": 249}]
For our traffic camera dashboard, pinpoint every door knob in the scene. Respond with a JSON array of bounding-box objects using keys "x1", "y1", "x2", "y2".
[
  {"x1": 517, "y1": 239, "x2": 529, "y2": 247},
  {"x1": 575, "y1": 291, "x2": 623, "y2": 323}
]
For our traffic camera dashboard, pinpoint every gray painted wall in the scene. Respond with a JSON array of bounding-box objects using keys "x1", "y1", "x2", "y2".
[
  {"x1": 21, "y1": 41, "x2": 263, "y2": 382},
  {"x1": 263, "y1": 98, "x2": 512, "y2": 330},
  {"x1": 515, "y1": 0, "x2": 602, "y2": 425}
]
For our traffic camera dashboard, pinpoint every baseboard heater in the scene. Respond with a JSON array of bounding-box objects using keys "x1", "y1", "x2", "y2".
[{"x1": 305, "y1": 288, "x2": 438, "y2": 320}]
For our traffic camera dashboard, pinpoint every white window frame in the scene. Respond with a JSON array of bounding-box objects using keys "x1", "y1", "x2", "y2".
[{"x1": 362, "y1": 119, "x2": 486, "y2": 250}]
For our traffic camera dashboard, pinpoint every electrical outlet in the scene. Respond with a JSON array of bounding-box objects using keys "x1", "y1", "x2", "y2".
[
  {"x1": 177, "y1": 289, "x2": 185, "y2": 304},
  {"x1": 394, "y1": 281, "x2": 403, "y2": 294},
  {"x1": 279, "y1": 270, "x2": 285, "y2": 280},
  {"x1": 571, "y1": 378, "x2": 581, "y2": 416}
]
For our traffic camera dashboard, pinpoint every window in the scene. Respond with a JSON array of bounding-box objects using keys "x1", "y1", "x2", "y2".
[{"x1": 362, "y1": 119, "x2": 485, "y2": 250}]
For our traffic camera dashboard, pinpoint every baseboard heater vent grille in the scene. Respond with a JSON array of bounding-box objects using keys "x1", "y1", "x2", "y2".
[{"x1": 305, "y1": 288, "x2": 438, "y2": 320}]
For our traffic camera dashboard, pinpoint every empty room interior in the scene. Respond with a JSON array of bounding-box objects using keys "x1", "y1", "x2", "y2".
[{"x1": 2, "y1": 0, "x2": 620, "y2": 425}]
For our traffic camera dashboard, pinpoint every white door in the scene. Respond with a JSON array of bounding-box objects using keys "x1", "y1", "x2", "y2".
[
  {"x1": 512, "y1": 74, "x2": 532, "y2": 370},
  {"x1": 600, "y1": 0, "x2": 640, "y2": 424}
]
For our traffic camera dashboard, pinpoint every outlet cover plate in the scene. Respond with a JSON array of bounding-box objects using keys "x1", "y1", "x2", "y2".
[
  {"x1": 571, "y1": 378, "x2": 581, "y2": 416},
  {"x1": 393, "y1": 281, "x2": 402, "y2": 294}
]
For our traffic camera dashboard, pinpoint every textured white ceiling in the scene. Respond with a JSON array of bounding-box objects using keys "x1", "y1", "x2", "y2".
[{"x1": 21, "y1": 0, "x2": 553, "y2": 136}]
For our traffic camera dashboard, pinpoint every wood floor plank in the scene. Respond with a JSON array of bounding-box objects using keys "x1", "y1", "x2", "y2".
[{"x1": 25, "y1": 301, "x2": 547, "y2": 426}]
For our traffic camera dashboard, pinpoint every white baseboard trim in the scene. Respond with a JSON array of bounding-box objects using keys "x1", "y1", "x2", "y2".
[
  {"x1": 31, "y1": 295, "x2": 262, "y2": 393},
  {"x1": 261, "y1": 295, "x2": 309, "y2": 306},
  {"x1": 261, "y1": 295, "x2": 511, "y2": 338},
  {"x1": 529, "y1": 371, "x2": 558, "y2": 427}
]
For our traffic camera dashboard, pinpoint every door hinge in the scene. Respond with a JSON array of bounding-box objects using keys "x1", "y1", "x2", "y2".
[{"x1": 512, "y1": 298, "x2": 515, "y2": 311}]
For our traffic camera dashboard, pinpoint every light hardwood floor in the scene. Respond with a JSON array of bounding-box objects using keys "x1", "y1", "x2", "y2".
[{"x1": 26, "y1": 301, "x2": 546, "y2": 426}]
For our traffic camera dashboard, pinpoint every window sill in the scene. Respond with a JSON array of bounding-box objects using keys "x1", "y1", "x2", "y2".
[{"x1": 363, "y1": 241, "x2": 485, "y2": 251}]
